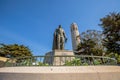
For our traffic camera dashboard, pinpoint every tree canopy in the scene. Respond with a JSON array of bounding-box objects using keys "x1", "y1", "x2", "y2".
[
  {"x1": 100, "y1": 12, "x2": 120, "y2": 54},
  {"x1": 76, "y1": 30, "x2": 104, "y2": 56},
  {"x1": 0, "y1": 44, "x2": 33, "y2": 58}
]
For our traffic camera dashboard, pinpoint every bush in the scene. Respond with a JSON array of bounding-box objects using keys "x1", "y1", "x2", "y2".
[{"x1": 64, "y1": 58, "x2": 84, "y2": 66}]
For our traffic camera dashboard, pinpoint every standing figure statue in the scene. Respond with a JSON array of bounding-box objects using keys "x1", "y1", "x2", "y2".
[{"x1": 52, "y1": 25, "x2": 67, "y2": 50}]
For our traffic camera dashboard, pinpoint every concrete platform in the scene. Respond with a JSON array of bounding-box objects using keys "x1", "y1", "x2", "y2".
[
  {"x1": 44, "y1": 50, "x2": 74, "y2": 65},
  {"x1": 0, "y1": 66, "x2": 120, "y2": 80}
]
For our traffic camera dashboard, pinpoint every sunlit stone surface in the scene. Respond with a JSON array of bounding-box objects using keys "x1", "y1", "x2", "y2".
[{"x1": 0, "y1": 66, "x2": 120, "y2": 80}]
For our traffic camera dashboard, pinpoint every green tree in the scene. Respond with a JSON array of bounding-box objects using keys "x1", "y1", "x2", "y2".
[
  {"x1": 100, "y1": 12, "x2": 120, "y2": 54},
  {"x1": 0, "y1": 44, "x2": 33, "y2": 58},
  {"x1": 77, "y1": 39, "x2": 96, "y2": 55},
  {"x1": 76, "y1": 30, "x2": 105, "y2": 56}
]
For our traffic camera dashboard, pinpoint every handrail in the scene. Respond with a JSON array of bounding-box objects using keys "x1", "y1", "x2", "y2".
[{"x1": 4, "y1": 55, "x2": 117, "y2": 67}]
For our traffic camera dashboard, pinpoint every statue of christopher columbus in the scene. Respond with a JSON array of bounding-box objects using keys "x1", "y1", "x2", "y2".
[{"x1": 52, "y1": 25, "x2": 67, "y2": 50}]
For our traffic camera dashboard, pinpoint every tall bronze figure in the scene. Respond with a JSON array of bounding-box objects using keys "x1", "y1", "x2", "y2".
[{"x1": 52, "y1": 25, "x2": 67, "y2": 50}]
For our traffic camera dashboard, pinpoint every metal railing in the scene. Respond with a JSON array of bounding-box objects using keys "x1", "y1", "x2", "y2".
[{"x1": 4, "y1": 55, "x2": 117, "y2": 67}]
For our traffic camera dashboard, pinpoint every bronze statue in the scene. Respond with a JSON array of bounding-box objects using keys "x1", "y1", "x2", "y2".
[{"x1": 52, "y1": 25, "x2": 67, "y2": 50}]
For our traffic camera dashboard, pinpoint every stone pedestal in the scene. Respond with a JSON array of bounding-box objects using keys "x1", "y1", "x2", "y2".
[{"x1": 44, "y1": 50, "x2": 74, "y2": 66}]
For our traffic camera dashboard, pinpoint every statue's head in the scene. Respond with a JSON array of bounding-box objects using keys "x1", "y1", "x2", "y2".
[{"x1": 58, "y1": 25, "x2": 62, "y2": 28}]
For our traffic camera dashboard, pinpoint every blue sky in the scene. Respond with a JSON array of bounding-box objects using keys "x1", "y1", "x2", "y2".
[{"x1": 0, "y1": 0, "x2": 120, "y2": 55}]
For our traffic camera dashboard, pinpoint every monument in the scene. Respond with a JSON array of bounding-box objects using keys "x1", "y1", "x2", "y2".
[
  {"x1": 70, "y1": 23, "x2": 80, "y2": 51},
  {"x1": 44, "y1": 25, "x2": 74, "y2": 65},
  {"x1": 52, "y1": 25, "x2": 67, "y2": 50},
  {"x1": 1, "y1": 23, "x2": 120, "y2": 80}
]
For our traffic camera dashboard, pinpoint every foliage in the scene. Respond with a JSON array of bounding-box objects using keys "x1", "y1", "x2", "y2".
[
  {"x1": 64, "y1": 58, "x2": 82, "y2": 66},
  {"x1": 38, "y1": 62, "x2": 49, "y2": 66},
  {"x1": 80, "y1": 30, "x2": 104, "y2": 50},
  {"x1": 0, "y1": 44, "x2": 33, "y2": 58},
  {"x1": 64, "y1": 57, "x2": 117, "y2": 66},
  {"x1": 20, "y1": 60, "x2": 49, "y2": 66},
  {"x1": 108, "y1": 53, "x2": 120, "y2": 64},
  {"x1": 64, "y1": 58, "x2": 104, "y2": 66},
  {"x1": 77, "y1": 39, "x2": 96, "y2": 55},
  {"x1": 64, "y1": 58, "x2": 89, "y2": 66},
  {"x1": 93, "y1": 59, "x2": 101, "y2": 65},
  {"x1": 76, "y1": 30, "x2": 105, "y2": 56},
  {"x1": 100, "y1": 12, "x2": 120, "y2": 54}
]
